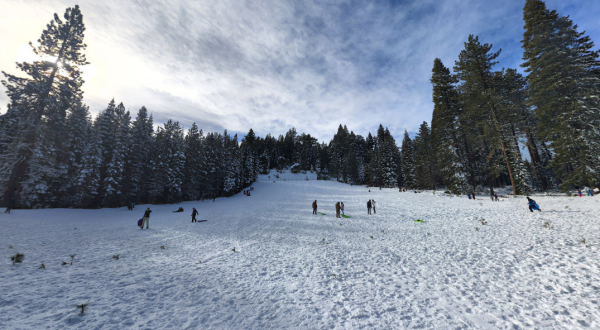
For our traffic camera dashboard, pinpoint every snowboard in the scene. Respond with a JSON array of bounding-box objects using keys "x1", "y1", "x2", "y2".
[
  {"x1": 341, "y1": 214, "x2": 350, "y2": 218},
  {"x1": 317, "y1": 212, "x2": 326, "y2": 215},
  {"x1": 413, "y1": 219, "x2": 425, "y2": 223},
  {"x1": 137, "y1": 218, "x2": 143, "y2": 228}
]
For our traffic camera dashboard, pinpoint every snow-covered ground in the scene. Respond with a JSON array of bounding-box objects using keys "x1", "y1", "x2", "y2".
[{"x1": 2, "y1": 176, "x2": 600, "y2": 329}]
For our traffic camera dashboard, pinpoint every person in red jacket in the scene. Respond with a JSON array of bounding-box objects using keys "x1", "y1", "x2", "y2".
[{"x1": 312, "y1": 200, "x2": 317, "y2": 215}]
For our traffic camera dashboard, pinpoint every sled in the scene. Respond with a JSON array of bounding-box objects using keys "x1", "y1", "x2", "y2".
[
  {"x1": 341, "y1": 215, "x2": 350, "y2": 218},
  {"x1": 413, "y1": 220, "x2": 425, "y2": 223},
  {"x1": 193, "y1": 220, "x2": 208, "y2": 223},
  {"x1": 137, "y1": 219, "x2": 143, "y2": 228},
  {"x1": 317, "y1": 212, "x2": 326, "y2": 215}
]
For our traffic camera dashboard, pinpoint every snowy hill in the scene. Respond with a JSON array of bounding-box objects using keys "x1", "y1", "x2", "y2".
[{"x1": 1, "y1": 180, "x2": 600, "y2": 329}]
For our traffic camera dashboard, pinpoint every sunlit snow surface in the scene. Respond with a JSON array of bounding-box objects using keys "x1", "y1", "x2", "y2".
[{"x1": 2, "y1": 174, "x2": 599, "y2": 329}]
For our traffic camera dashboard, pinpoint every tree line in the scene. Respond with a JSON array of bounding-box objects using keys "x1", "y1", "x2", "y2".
[
  {"x1": 426, "y1": 0, "x2": 600, "y2": 195},
  {"x1": 1, "y1": 0, "x2": 599, "y2": 208}
]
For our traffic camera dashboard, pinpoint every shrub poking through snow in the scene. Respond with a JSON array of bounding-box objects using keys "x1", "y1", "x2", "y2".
[
  {"x1": 70, "y1": 254, "x2": 76, "y2": 265},
  {"x1": 8, "y1": 245, "x2": 13, "y2": 249},
  {"x1": 10, "y1": 253, "x2": 25, "y2": 264},
  {"x1": 39, "y1": 263, "x2": 45, "y2": 269},
  {"x1": 197, "y1": 260, "x2": 202, "y2": 264},
  {"x1": 331, "y1": 273, "x2": 337, "y2": 279},
  {"x1": 160, "y1": 245, "x2": 165, "y2": 249},
  {"x1": 232, "y1": 247, "x2": 236, "y2": 252},
  {"x1": 478, "y1": 218, "x2": 488, "y2": 225},
  {"x1": 370, "y1": 235, "x2": 374, "y2": 239},
  {"x1": 543, "y1": 222, "x2": 554, "y2": 229},
  {"x1": 112, "y1": 254, "x2": 119, "y2": 260},
  {"x1": 77, "y1": 301, "x2": 89, "y2": 314},
  {"x1": 475, "y1": 227, "x2": 479, "y2": 231},
  {"x1": 62, "y1": 261, "x2": 68, "y2": 266},
  {"x1": 579, "y1": 238, "x2": 592, "y2": 248}
]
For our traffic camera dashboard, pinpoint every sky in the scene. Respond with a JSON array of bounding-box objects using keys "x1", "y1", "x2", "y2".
[{"x1": 0, "y1": 0, "x2": 599, "y2": 142}]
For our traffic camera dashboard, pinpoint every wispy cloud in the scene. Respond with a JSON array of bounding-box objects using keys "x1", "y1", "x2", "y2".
[{"x1": 1, "y1": 0, "x2": 599, "y2": 141}]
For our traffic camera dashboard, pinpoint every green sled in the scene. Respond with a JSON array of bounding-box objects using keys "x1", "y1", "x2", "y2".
[
  {"x1": 413, "y1": 220, "x2": 425, "y2": 223},
  {"x1": 317, "y1": 212, "x2": 326, "y2": 215},
  {"x1": 341, "y1": 215, "x2": 350, "y2": 218}
]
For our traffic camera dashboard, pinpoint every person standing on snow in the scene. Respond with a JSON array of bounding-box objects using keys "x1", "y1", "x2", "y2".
[
  {"x1": 371, "y1": 199, "x2": 376, "y2": 214},
  {"x1": 191, "y1": 207, "x2": 199, "y2": 223},
  {"x1": 526, "y1": 197, "x2": 541, "y2": 212},
  {"x1": 577, "y1": 189, "x2": 583, "y2": 197},
  {"x1": 367, "y1": 200, "x2": 372, "y2": 215},
  {"x1": 335, "y1": 202, "x2": 341, "y2": 218},
  {"x1": 340, "y1": 202, "x2": 345, "y2": 215},
  {"x1": 4, "y1": 198, "x2": 13, "y2": 214},
  {"x1": 142, "y1": 208, "x2": 152, "y2": 229},
  {"x1": 312, "y1": 200, "x2": 317, "y2": 215}
]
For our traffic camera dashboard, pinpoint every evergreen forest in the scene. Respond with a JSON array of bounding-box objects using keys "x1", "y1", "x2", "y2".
[{"x1": 1, "y1": 0, "x2": 599, "y2": 208}]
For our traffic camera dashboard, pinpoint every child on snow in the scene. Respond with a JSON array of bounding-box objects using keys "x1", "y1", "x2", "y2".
[
  {"x1": 526, "y1": 197, "x2": 541, "y2": 212},
  {"x1": 191, "y1": 207, "x2": 198, "y2": 223},
  {"x1": 142, "y1": 208, "x2": 152, "y2": 229}
]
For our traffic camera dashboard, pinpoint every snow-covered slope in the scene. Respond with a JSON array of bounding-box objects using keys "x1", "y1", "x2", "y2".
[{"x1": 1, "y1": 178, "x2": 599, "y2": 329}]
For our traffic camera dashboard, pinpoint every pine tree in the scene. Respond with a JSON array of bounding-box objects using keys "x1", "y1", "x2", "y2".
[
  {"x1": 379, "y1": 138, "x2": 399, "y2": 188},
  {"x1": 102, "y1": 102, "x2": 130, "y2": 207},
  {"x1": 128, "y1": 107, "x2": 154, "y2": 203},
  {"x1": 522, "y1": 0, "x2": 600, "y2": 190},
  {"x1": 62, "y1": 101, "x2": 98, "y2": 207},
  {"x1": 1, "y1": 5, "x2": 88, "y2": 207},
  {"x1": 223, "y1": 133, "x2": 241, "y2": 195},
  {"x1": 430, "y1": 58, "x2": 468, "y2": 194},
  {"x1": 454, "y1": 35, "x2": 525, "y2": 196},
  {"x1": 413, "y1": 122, "x2": 438, "y2": 190},
  {"x1": 182, "y1": 123, "x2": 203, "y2": 201},
  {"x1": 400, "y1": 131, "x2": 415, "y2": 188}
]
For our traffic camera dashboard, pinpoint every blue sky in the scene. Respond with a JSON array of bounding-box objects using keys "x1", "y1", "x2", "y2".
[{"x1": 0, "y1": 0, "x2": 598, "y2": 142}]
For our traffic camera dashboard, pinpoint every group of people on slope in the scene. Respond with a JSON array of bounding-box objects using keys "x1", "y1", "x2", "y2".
[
  {"x1": 312, "y1": 200, "x2": 377, "y2": 217},
  {"x1": 139, "y1": 206, "x2": 200, "y2": 229},
  {"x1": 367, "y1": 199, "x2": 376, "y2": 214},
  {"x1": 577, "y1": 187, "x2": 595, "y2": 197}
]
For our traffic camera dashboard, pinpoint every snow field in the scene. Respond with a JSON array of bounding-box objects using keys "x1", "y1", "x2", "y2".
[{"x1": 1, "y1": 179, "x2": 600, "y2": 329}]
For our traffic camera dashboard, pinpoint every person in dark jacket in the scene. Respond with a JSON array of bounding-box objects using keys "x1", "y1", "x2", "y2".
[
  {"x1": 191, "y1": 207, "x2": 199, "y2": 222},
  {"x1": 367, "y1": 200, "x2": 372, "y2": 214},
  {"x1": 526, "y1": 197, "x2": 541, "y2": 212},
  {"x1": 312, "y1": 200, "x2": 317, "y2": 215},
  {"x1": 335, "y1": 202, "x2": 341, "y2": 218},
  {"x1": 142, "y1": 208, "x2": 152, "y2": 229},
  {"x1": 4, "y1": 198, "x2": 13, "y2": 214}
]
